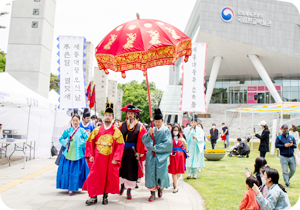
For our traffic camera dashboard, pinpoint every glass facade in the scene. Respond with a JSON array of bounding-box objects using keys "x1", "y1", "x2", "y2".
[{"x1": 205, "y1": 78, "x2": 300, "y2": 104}]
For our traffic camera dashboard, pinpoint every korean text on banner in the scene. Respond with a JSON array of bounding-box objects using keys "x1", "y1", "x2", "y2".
[
  {"x1": 58, "y1": 36, "x2": 86, "y2": 109},
  {"x1": 182, "y1": 43, "x2": 206, "y2": 112}
]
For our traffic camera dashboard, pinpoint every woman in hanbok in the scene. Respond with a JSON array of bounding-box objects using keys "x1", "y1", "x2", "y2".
[
  {"x1": 168, "y1": 124, "x2": 187, "y2": 193},
  {"x1": 56, "y1": 114, "x2": 89, "y2": 196}
]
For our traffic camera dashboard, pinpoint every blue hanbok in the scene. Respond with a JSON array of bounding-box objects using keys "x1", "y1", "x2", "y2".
[
  {"x1": 186, "y1": 126, "x2": 205, "y2": 178},
  {"x1": 142, "y1": 125, "x2": 172, "y2": 189},
  {"x1": 56, "y1": 126, "x2": 89, "y2": 191}
]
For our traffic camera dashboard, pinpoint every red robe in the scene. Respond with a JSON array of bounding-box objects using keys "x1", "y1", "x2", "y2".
[
  {"x1": 168, "y1": 139, "x2": 186, "y2": 174},
  {"x1": 82, "y1": 124, "x2": 124, "y2": 197}
]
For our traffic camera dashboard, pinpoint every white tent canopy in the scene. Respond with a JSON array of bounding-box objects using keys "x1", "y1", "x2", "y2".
[
  {"x1": 0, "y1": 72, "x2": 55, "y2": 109},
  {"x1": 0, "y1": 73, "x2": 70, "y2": 166}
]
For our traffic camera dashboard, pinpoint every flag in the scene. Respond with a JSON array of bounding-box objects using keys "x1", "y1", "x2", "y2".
[
  {"x1": 89, "y1": 85, "x2": 95, "y2": 108},
  {"x1": 86, "y1": 82, "x2": 91, "y2": 101}
]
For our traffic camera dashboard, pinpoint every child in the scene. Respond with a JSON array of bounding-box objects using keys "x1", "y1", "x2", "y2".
[
  {"x1": 239, "y1": 176, "x2": 260, "y2": 210},
  {"x1": 260, "y1": 165, "x2": 270, "y2": 197}
]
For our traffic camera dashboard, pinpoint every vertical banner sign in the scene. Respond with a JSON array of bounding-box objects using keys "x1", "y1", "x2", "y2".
[
  {"x1": 182, "y1": 43, "x2": 207, "y2": 112},
  {"x1": 57, "y1": 36, "x2": 87, "y2": 109}
]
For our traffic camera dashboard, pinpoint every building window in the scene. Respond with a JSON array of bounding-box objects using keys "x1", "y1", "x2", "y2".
[
  {"x1": 34, "y1": 0, "x2": 40, "y2": 2},
  {"x1": 31, "y1": 21, "x2": 38, "y2": 28},
  {"x1": 112, "y1": 95, "x2": 114, "y2": 97},
  {"x1": 102, "y1": 86, "x2": 104, "y2": 88},
  {"x1": 33, "y1": 9, "x2": 39, "y2": 15},
  {"x1": 102, "y1": 80, "x2": 104, "y2": 83},
  {"x1": 102, "y1": 75, "x2": 104, "y2": 78},
  {"x1": 113, "y1": 91, "x2": 114, "y2": 93}
]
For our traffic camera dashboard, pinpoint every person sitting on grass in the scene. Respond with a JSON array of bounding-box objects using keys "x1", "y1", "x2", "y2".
[
  {"x1": 239, "y1": 176, "x2": 260, "y2": 210},
  {"x1": 237, "y1": 138, "x2": 250, "y2": 158},
  {"x1": 252, "y1": 168, "x2": 291, "y2": 210},
  {"x1": 259, "y1": 165, "x2": 270, "y2": 198},
  {"x1": 246, "y1": 157, "x2": 267, "y2": 187}
]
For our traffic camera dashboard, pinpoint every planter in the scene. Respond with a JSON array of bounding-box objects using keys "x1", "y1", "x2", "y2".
[{"x1": 204, "y1": 153, "x2": 226, "y2": 161}]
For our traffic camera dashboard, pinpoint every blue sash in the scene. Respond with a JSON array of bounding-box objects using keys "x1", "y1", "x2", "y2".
[
  {"x1": 172, "y1": 147, "x2": 188, "y2": 158},
  {"x1": 125, "y1": 142, "x2": 137, "y2": 148}
]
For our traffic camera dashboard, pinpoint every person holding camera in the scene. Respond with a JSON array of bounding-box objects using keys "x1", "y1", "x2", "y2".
[
  {"x1": 255, "y1": 121, "x2": 270, "y2": 158},
  {"x1": 275, "y1": 124, "x2": 297, "y2": 188}
]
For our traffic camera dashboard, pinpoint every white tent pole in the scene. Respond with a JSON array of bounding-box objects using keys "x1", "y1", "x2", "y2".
[
  {"x1": 225, "y1": 110, "x2": 226, "y2": 124},
  {"x1": 251, "y1": 107, "x2": 254, "y2": 150},
  {"x1": 280, "y1": 102, "x2": 283, "y2": 126},
  {"x1": 239, "y1": 107, "x2": 242, "y2": 137},
  {"x1": 50, "y1": 109, "x2": 58, "y2": 158},
  {"x1": 23, "y1": 105, "x2": 31, "y2": 169}
]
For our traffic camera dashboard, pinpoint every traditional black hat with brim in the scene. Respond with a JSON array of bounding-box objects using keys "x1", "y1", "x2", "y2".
[
  {"x1": 154, "y1": 108, "x2": 163, "y2": 120},
  {"x1": 105, "y1": 103, "x2": 114, "y2": 115},
  {"x1": 83, "y1": 108, "x2": 91, "y2": 118}
]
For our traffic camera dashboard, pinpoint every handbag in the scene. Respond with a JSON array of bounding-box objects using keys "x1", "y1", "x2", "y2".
[
  {"x1": 55, "y1": 146, "x2": 65, "y2": 165},
  {"x1": 51, "y1": 142, "x2": 58, "y2": 157},
  {"x1": 221, "y1": 135, "x2": 227, "y2": 141}
]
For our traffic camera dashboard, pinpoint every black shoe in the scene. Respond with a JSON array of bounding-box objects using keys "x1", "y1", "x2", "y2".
[
  {"x1": 187, "y1": 176, "x2": 191, "y2": 179},
  {"x1": 246, "y1": 154, "x2": 249, "y2": 158},
  {"x1": 102, "y1": 193, "x2": 108, "y2": 205},
  {"x1": 120, "y1": 183, "x2": 125, "y2": 195},
  {"x1": 158, "y1": 188, "x2": 163, "y2": 198},
  {"x1": 135, "y1": 183, "x2": 139, "y2": 189},
  {"x1": 86, "y1": 197, "x2": 97, "y2": 206},
  {"x1": 127, "y1": 189, "x2": 132, "y2": 200}
]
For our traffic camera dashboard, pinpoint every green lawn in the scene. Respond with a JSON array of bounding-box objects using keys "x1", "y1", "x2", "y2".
[{"x1": 184, "y1": 141, "x2": 300, "y2": 210}]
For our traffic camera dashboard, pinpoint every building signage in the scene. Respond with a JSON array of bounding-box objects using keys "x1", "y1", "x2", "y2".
[
  {"x1": 237, "y1": 10, "x2": 272, "y2": 26},
  {"x1": 220, "y1": 7, "x2": 272, "y2": 27}
]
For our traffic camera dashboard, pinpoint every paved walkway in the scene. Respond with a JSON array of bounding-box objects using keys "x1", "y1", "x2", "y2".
[{"x1": 0, "y1": 158, "x2": 205, "y2": 210}]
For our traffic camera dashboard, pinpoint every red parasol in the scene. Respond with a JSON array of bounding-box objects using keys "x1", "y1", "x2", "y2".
[{"x1": 95, "y1": 14, "x2": 192, "y2": 156}]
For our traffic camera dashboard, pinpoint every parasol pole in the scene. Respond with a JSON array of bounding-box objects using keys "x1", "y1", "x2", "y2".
[
  {"x1": 94, "y1": 84, "x2": 96, "y2": 118},
  {"x1": 145, "y1": 71, "x2": 155, "y2": 157}
]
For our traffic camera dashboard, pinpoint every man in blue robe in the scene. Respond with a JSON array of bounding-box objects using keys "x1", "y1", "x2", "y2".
[
  {"x1": 142, "y1": 108, "x2": 172, "y2": 202},
  {"x1": 186, "y1": 116, "x2": 205, "y2": 179},
  {"x1": 79, "y1": 108, "x2": 95, "y2": 135}
]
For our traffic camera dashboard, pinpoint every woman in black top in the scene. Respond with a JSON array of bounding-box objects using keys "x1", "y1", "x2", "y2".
[{"x1": 255, "y1": 121, "x2": 270, "y2": 158}]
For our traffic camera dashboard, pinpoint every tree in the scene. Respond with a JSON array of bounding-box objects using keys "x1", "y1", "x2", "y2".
[
  {"x1": 49, "y1": 73, "x2": 59, "y2": 92},
  {"x1": 118, "y1": 80, "x2": 164, "y2": 124},
  {"x1": 0, "y1": 51, "x2": 6, "y2": 72},
  {"x1": 0, "y1": 12, "x2": 9, "y2": 29}
]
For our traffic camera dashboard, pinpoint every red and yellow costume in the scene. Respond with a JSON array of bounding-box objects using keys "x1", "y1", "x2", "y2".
[{"x1": 82, "y1": 124, "x2": 124, "y2": 197}]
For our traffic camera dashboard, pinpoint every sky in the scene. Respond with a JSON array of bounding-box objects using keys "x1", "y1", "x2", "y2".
[{"x1": 0, "y1": 0, "x2": 300, "y2": 91}]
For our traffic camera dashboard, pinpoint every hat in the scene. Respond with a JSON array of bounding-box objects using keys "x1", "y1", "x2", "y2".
[
  {"x1": 83, "y1": 108, "x2": 91, "y2": 118},
  {"x1": 237, "y1": 138, "x2": 242, "y2": 142},
  {"x1": 91, "y1": 115, "x2": 97, "y2": 119},
  {"x1": 121, "y1": 104, "x2": 141, "y2": 113},
  {"x1": 105, "y1": 103, "x2": 114, "y2": 115},
  {"x1": 258, "y1": 121, "x2": 267, "y2": 126},
  {"x1": 154, "y1": 108, "x2": 163, "y2": 120},
  {"x1": 281, "y1": 124, "x2": 288, "y2": 129},
  {"x1": 66, "y1": 109, "x2": 83, "y2": 117},
  {"x1": 190, "y1": 114, "x2": 198, "y2": 122}
]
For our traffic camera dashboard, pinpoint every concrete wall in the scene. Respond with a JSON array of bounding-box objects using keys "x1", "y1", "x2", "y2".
[
  {"x1": 198, "y1": 0, "x2": 300, "y2": 58},
  {"x1": 5, "y1": 0, "x2": 57, "y2": 98}
]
